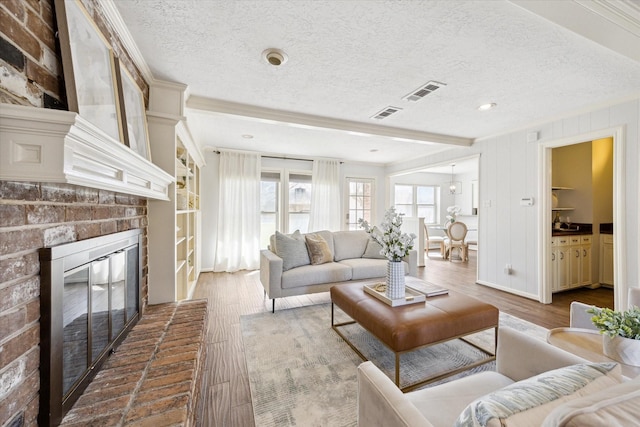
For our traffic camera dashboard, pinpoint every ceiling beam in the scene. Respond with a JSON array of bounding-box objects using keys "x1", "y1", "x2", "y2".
[{"x1": 186, "y1": 97, "x2": 473, "y2": 148}]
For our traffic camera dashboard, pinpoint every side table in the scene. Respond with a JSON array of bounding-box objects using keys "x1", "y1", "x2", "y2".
[{"x1": 547, "y1": 327, "x2": 640, "y2": 379}]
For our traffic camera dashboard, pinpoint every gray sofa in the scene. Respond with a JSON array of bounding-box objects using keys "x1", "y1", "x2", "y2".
[
  {"x1": 260, "y1": 229, "x2": 417, "y2": 312},
  {"x1": 358, "y1": 326, "x2": 640, "y2": 426}
]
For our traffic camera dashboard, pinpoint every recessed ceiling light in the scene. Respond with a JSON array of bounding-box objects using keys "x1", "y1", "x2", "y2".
[
  {"x1": 478, "y1": 103, "x2": 497, "y2": 111},
  {"x1": 262, "y1": 48, "x2": 288, "y2": 66},
  {"x1": 242, "y1": 134, "x2": 254, "y2": 139}
]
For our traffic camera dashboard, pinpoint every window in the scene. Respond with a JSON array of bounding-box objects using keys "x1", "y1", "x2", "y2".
[
  {"x1": 346, "y1": 178, "x2": 375, "y2": 230},
  {"x1": 394, "y1": 184, "x2": 439, "y2": 223},
  {"x1": 260, "y1": 172, "x2": 280, "y2": 249},
  {"x1": 260, "y1": 170, "x2": 313, "y2": 249},
  {"x1": 288, "y1": 173, "x2": 312, "y2": 233}
]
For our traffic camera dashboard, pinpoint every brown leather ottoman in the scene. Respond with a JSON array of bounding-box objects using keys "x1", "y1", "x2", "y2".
[{"x1": 330, "y1": 281, "x2": 499, "y2": 391}]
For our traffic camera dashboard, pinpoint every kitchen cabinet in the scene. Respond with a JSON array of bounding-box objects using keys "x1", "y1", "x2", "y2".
[
  {"x1": 600, "y1": 234, "x2": 614, "y2": 286},
  {"x1": 551, "y1": 235, "x2": 592, "y2": 293},
  {"x1": 580, "y1": 235, "x2": 592, "y2": 286},
  {"x1": 551, "y1": 187, "x2": 575, "y2": 213}
]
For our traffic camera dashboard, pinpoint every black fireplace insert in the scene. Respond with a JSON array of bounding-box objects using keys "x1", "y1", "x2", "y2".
[{"x1": 39, "y1": 229, "x2": 142, "y2": 426}]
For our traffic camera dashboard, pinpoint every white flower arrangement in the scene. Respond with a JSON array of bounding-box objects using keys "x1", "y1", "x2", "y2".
[
  {"x1": 446, "y1": 205, "x2": 461, "y2": 224},
  {"x1": 358, "y1": 207, "x2": 416, "y2": 262}
]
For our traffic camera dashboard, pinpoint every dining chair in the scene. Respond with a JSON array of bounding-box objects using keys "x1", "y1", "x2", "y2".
[
  {"x1": 445, "y1": 221, "x2": 468, "y2": 262},
  {"x1": 424, "y1": 224, "x2": 445, "y2": 258},
  {"x1": 570, "y1": 287, "x2": 640, "y2": 329}
]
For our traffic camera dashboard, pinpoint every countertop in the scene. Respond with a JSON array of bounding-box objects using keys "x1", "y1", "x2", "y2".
[
  {"x1": 600, "y1": 223, "x2": 613, "y2": 235},
  {"x1": 552, "y1": 223, "x2": 592, "y2": 236},
  {"x1": 552, "y1": 230, "x2": 592, "y2": 236}
]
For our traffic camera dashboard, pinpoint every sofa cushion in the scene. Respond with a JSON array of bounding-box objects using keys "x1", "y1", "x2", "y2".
[
  {"x1": 362, "y1": 238, "x2": 386, "y2": 259},
  {"x1": 407, "y1": 371, "x2": 515, "y2": 427},
  {"x1": 455, "y1": 362, "x2": 622, "y2": 427},
  {"x1": 338, "y1": 258, "x2": 409, "y2": 280},
  {"x1": 333, "y1": 230, "x2": 369, "y2": 261},
  {"x1": 542, "y1": 374, "x2": 640, "y2": 427},
  {"x1": 281, "y1": 262, "x2": 352, "y2": 289},
  {"x1": 305, "y1": 233, "x2": 333, "y2": 265},
  {"x1": 338, "y1": 258, "x2": 386, "y2": 280},
  {"x1": 274, "y1": 230, "x2": 311, "y2": 271}
]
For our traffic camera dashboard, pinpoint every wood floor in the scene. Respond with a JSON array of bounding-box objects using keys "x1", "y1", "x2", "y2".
[{"x1": 192, "y1": 250, "x2": 614, "y2": 426}]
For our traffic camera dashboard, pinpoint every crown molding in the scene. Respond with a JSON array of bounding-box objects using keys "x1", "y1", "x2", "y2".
[
  {"x1": 510, "y1": 0, "x2": 640, "y2": 63},
  {"x1": 186, "y1": 96, "x2": 473, "y2": 147},
  {"x1": 101, "y1": 0, "x2": 155, "y2": 83}
]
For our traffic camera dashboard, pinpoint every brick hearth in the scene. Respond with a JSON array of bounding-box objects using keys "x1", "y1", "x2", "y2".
[{"x1": 59, "y1": 299, "x2": 208, "y2": 427}]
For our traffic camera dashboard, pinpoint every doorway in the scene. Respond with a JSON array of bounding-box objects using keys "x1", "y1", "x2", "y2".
[{"x1": 539, "y1": 127, "x2": 626, "y2": 309}]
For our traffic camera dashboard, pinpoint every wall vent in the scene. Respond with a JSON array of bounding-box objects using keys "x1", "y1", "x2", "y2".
[
  {"x1": 371, "y1": 106, "x2": 402, "y2": 120},
  {"x1": 403, "y1": 81, "x2": 447, "y2": 102}
]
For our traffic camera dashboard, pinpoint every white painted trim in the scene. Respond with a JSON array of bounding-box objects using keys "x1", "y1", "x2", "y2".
[
  {"x1": 0, "y1": 104, "x2": 174, "y2": 199},
  {"x1": 475, "y1": 280, "x2": 539, "y2": 301},
  {"x1": 101, "y1": 0, "x2": 155, "y2": 83},
  {"x1": 538, "y1": 126, "x2": 626, "y2": 308},
  {"x1": 176, "y1": 121, "x2": 205, "y2": 167},
  {"x1": 186, "y1": 96, "x2": 473, "y2": 147}
]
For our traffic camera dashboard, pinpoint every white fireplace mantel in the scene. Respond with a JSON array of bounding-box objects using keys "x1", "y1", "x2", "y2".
[{"x1": 0, "y1": 104, "x2": 173, "y2": 200}]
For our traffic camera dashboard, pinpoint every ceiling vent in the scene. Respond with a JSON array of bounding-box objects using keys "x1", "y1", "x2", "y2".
[
  {"x1": 403, "y1": 81, "x2": 447, "y2": 102},
  {"x1": 371, "y1": 106, "x2": 402, "y2": 120}
]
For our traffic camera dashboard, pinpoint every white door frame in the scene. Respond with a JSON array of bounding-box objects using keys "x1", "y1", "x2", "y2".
[{"x1": 538, "y1": 126, "x2": 626, "y2": 309}]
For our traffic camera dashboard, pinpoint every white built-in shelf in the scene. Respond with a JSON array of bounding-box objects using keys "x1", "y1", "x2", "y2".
[
  {"x1": 552, "y1": 207, "x2": 575, "y2": 211},
  {"x1": 176, "y1": 236, "x2": 186, "y2": 245},
  {"x1": 176, "y1": 260, "x2": 186, "y2": 273},
  {"x1": 552, "y1": 187, "x2": 574, "y2": 190}
]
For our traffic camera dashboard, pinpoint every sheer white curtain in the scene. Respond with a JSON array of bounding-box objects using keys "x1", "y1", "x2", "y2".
[
  {"x1": 309, "y1": 159, "x2": 341, "y2": 231},
  {"x1": 214, "y1": 151, "x2": 261, "y2": 272}
]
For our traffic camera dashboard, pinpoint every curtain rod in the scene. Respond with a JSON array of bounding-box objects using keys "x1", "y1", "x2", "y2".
[{"x1": 213, "y1": 150, "x2": 343, "y2": 164}]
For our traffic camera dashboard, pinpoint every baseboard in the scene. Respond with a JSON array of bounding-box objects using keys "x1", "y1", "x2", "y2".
[
  {"x1": 200, "y1": 267, "x2": 214, "y2": 272},
  {"x1": 475, "y1": 280, "x2": 540, "y2": 302}
]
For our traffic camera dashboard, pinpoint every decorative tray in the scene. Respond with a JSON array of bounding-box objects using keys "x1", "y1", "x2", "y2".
[{"x1": 363, "y1": 283, "x2": 426, "y2": 307}]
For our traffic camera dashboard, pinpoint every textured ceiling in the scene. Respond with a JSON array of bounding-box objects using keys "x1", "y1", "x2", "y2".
[{"x1": 113, "y1": 0, "x2": 640, "y2": 165}]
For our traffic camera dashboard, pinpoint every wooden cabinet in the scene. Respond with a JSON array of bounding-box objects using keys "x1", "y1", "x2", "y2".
[
  {"x1": 600, "y1": 234, "x2": 614, "y2": 286},
  {"x1": 147, "y1": 81, "x2": 205, "y2": 304},
  {"x1": 551, "y1": 187, "x2": 575, "y2": 214},
  {"x1": 551, "y1": 235, "x2": 592, "y2": 293}
]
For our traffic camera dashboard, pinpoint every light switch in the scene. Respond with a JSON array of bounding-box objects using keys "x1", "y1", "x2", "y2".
[{"x1": 483, "y1": 200, "x2": 491, "y2": 208}]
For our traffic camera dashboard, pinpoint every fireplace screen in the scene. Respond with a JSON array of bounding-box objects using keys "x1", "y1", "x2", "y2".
[{"x1": 40, "y1": 229, "x2": 142, "y2": 426}]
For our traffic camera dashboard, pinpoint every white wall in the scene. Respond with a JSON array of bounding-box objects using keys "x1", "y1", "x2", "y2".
[{"x1": 388, "y1": 98, "x2": 640, "y2": 305}]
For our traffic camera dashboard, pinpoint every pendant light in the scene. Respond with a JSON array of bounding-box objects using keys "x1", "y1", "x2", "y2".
[{"x1": 449, "y1": 164, "x2": 457, "y2": 195}]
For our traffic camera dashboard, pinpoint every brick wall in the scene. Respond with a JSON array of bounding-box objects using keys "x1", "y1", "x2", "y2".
[{"x1": 0, "y1": 1, "x2": 151, "y2": 426}]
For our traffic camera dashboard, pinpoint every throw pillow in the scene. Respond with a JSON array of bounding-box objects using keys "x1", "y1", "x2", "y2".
[
  {"x1": 305, "y1": 233, "x2": 333, "y2": 265},
  {"x1": 274, "y1": 230, "x2": 311, "y2": 271},
  {"x1": 454, "y1": 362, "x2": 622, "y2": 427},
  {"x1": 362, "y1": 238, "x2": 386, "y2": 259}
]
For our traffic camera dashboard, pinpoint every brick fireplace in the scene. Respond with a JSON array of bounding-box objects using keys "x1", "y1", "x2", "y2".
[{"x1": 0, "y1": 182, "x2": 150, "y2": 426}]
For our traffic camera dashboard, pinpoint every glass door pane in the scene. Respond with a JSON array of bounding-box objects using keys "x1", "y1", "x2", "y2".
[
  {"x1": 111, "y1": 251, "x2": 126, "y2": 339},
  {"x1": 346, "y1": 178, "x2": 374, "y2": 230},
  {"x1": 63, "y1": 266, "x2": 89, "y2": 396},
  {"x1": 91, "y1": 258, "x2": 110, "y2": 362},
  {"x1": 126, "y1": 246, "x2": 139, "y2": 322}
]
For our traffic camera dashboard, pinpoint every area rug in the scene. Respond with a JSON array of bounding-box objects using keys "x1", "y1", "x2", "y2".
[{"x1": 240, "y1": 303, "x2": 547, "y2": 427}]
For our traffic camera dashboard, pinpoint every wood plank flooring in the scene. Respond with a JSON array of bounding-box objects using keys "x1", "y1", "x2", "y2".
[{"x1": 192, "y1": 250, "x2": 614, "y2": 426}]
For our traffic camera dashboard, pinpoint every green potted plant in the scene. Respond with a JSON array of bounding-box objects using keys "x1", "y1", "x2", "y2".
[{"x1": 587, "y1": 306, "x2": 640, "y2": 367}]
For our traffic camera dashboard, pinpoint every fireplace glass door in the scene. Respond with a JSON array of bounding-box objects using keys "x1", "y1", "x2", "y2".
[{"x1": 41, "y1": 229, "x2": 142, "y2": 426}]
